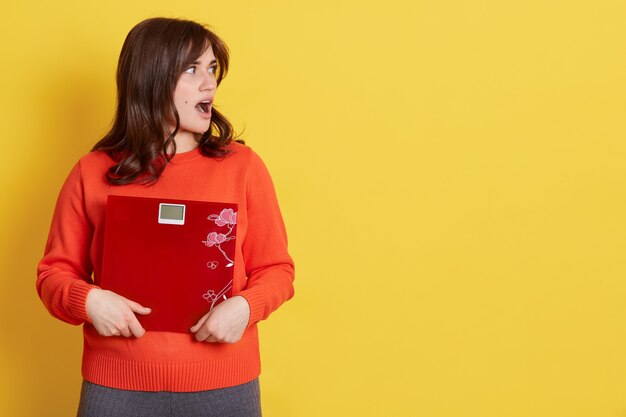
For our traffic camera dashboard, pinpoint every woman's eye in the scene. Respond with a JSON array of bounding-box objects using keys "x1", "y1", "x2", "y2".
[
  {"x1": 209, "y1": 66, "x2": 217, "y2": 74},
  {"x1": 185, "y1": 66, "x2": 196, "y2": 74}
]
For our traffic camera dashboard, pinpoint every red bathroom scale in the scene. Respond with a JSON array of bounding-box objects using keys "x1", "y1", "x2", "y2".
[{"x1": 101, "y1": 195, "x2": 238, "y2": 333}]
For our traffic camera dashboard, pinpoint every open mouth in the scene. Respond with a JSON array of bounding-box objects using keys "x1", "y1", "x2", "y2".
[{"x1": 196, "y1": 100, "x2": 212, "y2": 113}]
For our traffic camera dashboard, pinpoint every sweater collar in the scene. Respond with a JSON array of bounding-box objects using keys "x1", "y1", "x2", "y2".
[{"x1": 168, "y1": 147, "x2": 203, "y2": 164}]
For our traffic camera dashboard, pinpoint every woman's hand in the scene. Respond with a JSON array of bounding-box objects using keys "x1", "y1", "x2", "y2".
[
  {"x1": 190, "y1": 296, "x2": 250, "y2": 343},
  {"x1": 85, "y1": 288, "x2": 151, "y2": 338}
]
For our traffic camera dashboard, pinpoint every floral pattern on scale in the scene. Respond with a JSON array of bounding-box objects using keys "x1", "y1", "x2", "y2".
[
  {"x1": 202, "y1": 208, "x2": 237, "y2": 267},
  {"x1": 201, "y1": 208, "x2": 237, "y2": 308}
]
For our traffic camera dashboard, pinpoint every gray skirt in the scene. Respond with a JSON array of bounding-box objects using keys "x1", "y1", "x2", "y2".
[{"x1": 77, "y1": 379, "x2": 261, "y2": 417}]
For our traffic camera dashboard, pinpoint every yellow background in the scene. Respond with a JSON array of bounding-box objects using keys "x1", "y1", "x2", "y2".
[{"x1": 2, "y1": 1, "x2": 626, "y2": 416}]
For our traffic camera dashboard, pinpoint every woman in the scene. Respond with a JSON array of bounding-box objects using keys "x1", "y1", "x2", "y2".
[{"x1": 36, "y1": 17, "x2": 295, "y2": 417}]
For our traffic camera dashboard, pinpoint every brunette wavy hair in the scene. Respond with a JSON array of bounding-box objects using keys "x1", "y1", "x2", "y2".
[{"x1": 92, "y1": 17, "x2": 243, "y2": 185}]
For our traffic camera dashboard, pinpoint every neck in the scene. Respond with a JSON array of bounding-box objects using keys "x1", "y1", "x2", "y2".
[{"x1": 172, "y1": 131, "x2": 199, "y2": 154}]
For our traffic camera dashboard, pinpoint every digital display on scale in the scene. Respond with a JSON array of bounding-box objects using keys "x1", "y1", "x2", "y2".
[{"x1": 158, "y1": 203, "x2": 186, "y2": 225}]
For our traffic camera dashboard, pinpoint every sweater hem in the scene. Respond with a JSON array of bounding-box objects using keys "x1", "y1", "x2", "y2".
[{"x1": 82, "y1": 351, "x2": 261, "y2": 392}]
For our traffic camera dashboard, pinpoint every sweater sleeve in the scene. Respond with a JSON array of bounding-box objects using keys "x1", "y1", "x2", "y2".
[
  {"x1": 36, "y1": 160, "x2": 98, "y2": 325},
  {"x1": 237, "y1": 150, "x2": 295, "y2": 328}
]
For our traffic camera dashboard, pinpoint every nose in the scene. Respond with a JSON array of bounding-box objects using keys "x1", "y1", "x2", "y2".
[{"x1": 199, "y1": 71, "x2": 217, "y2": 91}]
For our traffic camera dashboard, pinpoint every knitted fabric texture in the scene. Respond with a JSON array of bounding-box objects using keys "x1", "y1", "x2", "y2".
[{"x1": 37, "y1": 142, "x2": 295, "y2": 391}]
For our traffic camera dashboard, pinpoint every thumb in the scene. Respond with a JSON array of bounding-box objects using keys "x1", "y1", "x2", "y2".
[{"x1": 124, "y1": 298, "x2": 152, "y2": 315}]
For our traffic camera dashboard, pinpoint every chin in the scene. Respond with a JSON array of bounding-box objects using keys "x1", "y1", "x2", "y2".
[
  {"x1": 185, "y1": 124, "x2": 211, "y2": 135},
  {"x1": 198, "y1": 122, "x2": 212, "y2": 132}
]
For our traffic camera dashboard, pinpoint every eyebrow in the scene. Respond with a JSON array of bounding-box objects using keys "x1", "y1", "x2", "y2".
[{"x1": 193, "y1": 59, "x2": 217, "y2": 65}]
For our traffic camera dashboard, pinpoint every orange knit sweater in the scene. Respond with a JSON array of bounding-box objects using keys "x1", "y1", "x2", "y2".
[{"x1": 36, "y1": 142, "x2": 295, "y2": 392}]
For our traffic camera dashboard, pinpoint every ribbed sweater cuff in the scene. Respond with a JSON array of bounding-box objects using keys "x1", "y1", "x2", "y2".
[
  {"x1": 68, "y1": 280, "x2": 98, "y2": 323},
  {"x1": 238, "y1": 288, "x2": 265, "y2": 328}
]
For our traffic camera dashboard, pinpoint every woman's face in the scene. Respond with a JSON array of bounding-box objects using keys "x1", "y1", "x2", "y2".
[{"x1": 172, "y1": 46, "x2": 218, "y2": 136}]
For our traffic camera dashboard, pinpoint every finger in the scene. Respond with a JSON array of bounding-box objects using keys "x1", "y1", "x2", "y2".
[
  {"x1": 205, "y1": 335, "x2": 220, "y2": 343},
  {"x1": 194, "y1": 320, "x2": 216, "y2": 341},
  {"x1": 128, "y1": 317, "x2": 146, "y2": 338},
  {"x1": 124, "y1": 298, "x2": 152, "y2": 315},
  {"x1": 120, "y1": 326, "x2": 132, "y2": 338},
  {"x1": 190, "y1": 311, "x2": 212, "y2": 333}
]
